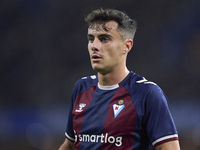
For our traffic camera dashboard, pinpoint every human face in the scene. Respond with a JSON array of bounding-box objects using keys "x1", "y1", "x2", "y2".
[{"x1": 87, "y1": 21, "x2": 126, "y2": 75}]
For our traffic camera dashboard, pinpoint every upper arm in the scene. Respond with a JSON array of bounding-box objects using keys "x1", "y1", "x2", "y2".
[
  {"x1": 156, "y1": 140, "x2": 180, "y2": 150},
  {"x1": 143, "y1": 85, "x2": 178, "y2": 146},
  {"x1": 59, "y1": 138, "x2": 74, "y2": 150}
]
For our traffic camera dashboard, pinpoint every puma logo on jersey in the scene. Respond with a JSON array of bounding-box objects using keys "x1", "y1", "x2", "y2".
[{"x1": 75, "y1": 103, "x2": 86, "y2": 112}]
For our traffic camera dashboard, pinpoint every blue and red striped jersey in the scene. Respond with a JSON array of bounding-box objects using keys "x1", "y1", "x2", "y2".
[{"x1": 65, "y1": 71, "x2": 178, "y2": 150}]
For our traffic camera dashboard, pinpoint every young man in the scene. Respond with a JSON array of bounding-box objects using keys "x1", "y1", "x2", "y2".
[{"x1": 59, "y1": 8, "x2": 180, "y2": 150}]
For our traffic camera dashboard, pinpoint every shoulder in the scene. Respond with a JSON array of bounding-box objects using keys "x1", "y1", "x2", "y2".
[
  {"x1": 123, "y1": 72, "x2": 161, "y2": 96},
  {"x1": 75, "y1": 74, "x2": 98, "y2": 87},
  {"x1": 132, "y1": 74, "x2": 169, "y2": 112},
  {"x1": 135, "y1": 76, "x2": 162, "y2": 96},
  {"x1": 72, "y1": 74, "x2": 98, "y2": 95},
  {"x1": 136, "y1": 75, "x2": 166, "y2": 102},
  {"x1": 123, "y1": 72, "x2": 168, "y2": 106}
]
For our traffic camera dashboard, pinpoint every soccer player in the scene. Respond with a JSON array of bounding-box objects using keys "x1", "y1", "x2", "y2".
[{"x1": 59, "y1": 8, "x2": 180, "y2": 150}]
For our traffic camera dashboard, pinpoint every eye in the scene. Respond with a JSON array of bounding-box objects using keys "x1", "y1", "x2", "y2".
[
  {"x1": 88, "y1": 36, "x2": 94, "y2": 43},
  {"x1": 100, "y1": 37, "x2": 109, "y2": 43}
]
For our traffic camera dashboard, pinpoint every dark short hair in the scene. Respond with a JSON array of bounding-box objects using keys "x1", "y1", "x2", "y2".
[{"x1": 85, "y1": 8, "x2": 137, "y2": 40}]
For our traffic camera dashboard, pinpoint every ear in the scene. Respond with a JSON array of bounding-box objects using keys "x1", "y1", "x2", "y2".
[{"x1": 123, "y1": 39, "x2": 133, "y2": 54}]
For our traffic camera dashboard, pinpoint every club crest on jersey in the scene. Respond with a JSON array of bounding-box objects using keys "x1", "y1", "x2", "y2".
[
  {"x1": 75, "y1": 103, "x2": 86, "y2": 112},
  {"x1": 113, "y1": 100, "x2": 125, "y2": 118}
]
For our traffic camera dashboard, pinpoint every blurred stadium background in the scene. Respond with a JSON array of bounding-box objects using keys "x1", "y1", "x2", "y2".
[{"x1": 0, "y1": 0, "x2": 200, "y2": 149}]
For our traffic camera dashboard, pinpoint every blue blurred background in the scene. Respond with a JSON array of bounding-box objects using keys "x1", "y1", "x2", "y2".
[{"x1": 0, "y1": 0, "x2": 200, "y2": 149}]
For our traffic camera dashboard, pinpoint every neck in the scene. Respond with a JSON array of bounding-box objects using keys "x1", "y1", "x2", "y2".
[{"x1": 98, "y1": 67, "x2": 130, "y2": 86}]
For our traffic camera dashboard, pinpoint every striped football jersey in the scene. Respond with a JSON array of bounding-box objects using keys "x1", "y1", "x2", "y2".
[{"x1": 65, "y1": 71, "x2": 178, "y2": 150}]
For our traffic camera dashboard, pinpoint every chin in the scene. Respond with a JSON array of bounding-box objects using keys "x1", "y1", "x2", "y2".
[
  {"x1": 92, "y1": 66, "x2": 110, "y2": 75},
  {"x1": 92, "y1": 65, "x2": 103, "y2": 73},
  {"x1": 92, "y1": 66, "x2": 102, "y2": 72}
]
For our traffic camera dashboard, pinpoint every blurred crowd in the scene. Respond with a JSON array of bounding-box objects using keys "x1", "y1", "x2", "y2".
[{"x1": 0, "y1": 0, "x2": 200, "y2": 149}]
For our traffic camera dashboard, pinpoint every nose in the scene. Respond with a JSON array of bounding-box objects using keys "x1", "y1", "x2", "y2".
[{"x1": 91, "y1": 38, "x2": 100, "y2": 51}]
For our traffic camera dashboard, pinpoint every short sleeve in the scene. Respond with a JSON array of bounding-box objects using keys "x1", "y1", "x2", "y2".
[
  {"x1": 65, "y1": 84, "x2": 78, "y2": 142},
  {"x1": 144, "y1": 85, "x2": 178, "y2": 147},
  {"x1": 65, "y1": 99, "x2": 75, "y2": 142}
]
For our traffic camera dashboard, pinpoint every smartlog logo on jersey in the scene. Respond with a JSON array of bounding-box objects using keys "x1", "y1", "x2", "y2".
[{"x1": 74, "y1": 130, "x2": 123, "y2": 147}]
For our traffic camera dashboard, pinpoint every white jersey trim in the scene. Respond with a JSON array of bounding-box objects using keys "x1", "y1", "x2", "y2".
[
  {"x1": 82, "y1": 75, "x2": 97, "y2": 79},
  {"x1": 65, "y1": 132, "x2": 75, "y2": 141},
  {"x1": 98, "y1": 83, "x2": 119, "y2": 90},
  {"x1": 152, "y1": 134, "x2": 178, "y2": 146},
  {"x1": 136, "y1": 77, "x2": 157, "y2": 85}
]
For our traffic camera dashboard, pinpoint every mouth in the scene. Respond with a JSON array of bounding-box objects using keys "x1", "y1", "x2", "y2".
[{"x1": 91, "y1": 54, "x2": 102, "y2": 62}]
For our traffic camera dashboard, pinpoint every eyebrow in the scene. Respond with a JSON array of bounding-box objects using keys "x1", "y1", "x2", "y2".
[{"x1": 87, "y1": 33, "x2": 113, "y2": 38}]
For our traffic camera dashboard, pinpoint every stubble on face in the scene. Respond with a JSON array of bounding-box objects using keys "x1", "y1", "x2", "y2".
[{"x1": 88, "y1": 21, "x2": 125, "y2": 75}]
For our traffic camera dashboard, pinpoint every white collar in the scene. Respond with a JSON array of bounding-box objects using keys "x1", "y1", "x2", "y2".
[{"x1": 98, "y1": 83, "x2": 119, "y2": 90}]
